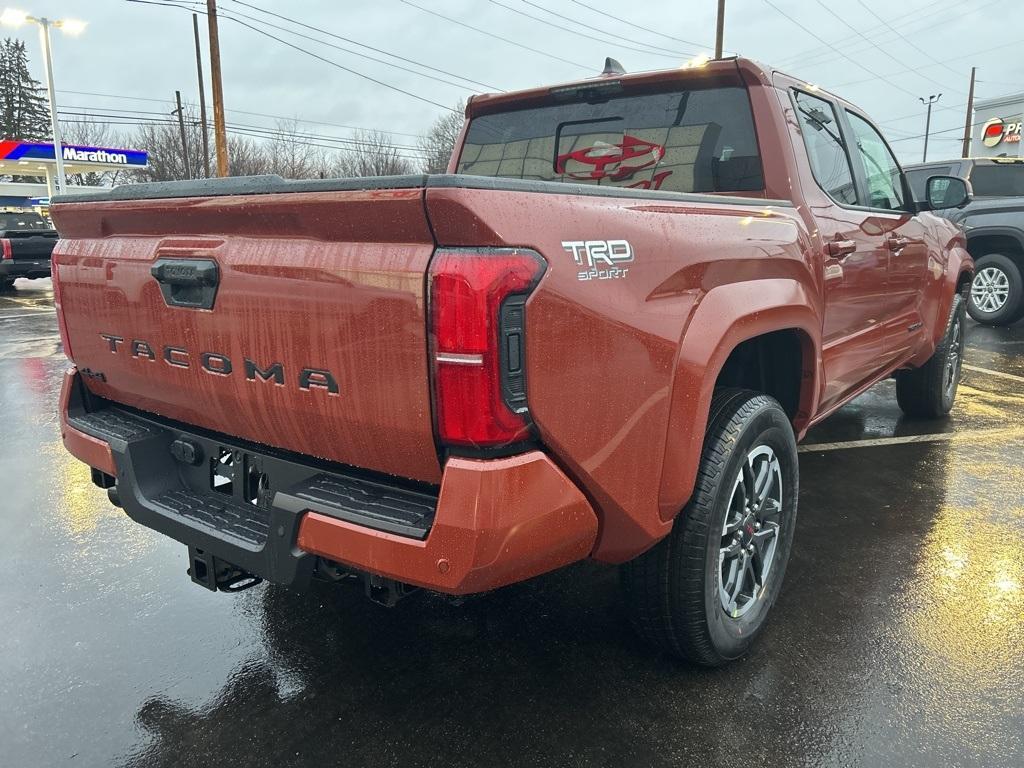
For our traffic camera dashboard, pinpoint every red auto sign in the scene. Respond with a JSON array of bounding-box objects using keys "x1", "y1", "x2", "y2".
[{"x1": 982, "y1": 117, "x2": 1022, "y2": 148}]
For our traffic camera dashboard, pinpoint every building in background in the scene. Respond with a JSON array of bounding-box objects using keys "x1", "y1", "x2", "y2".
[
  {"x1": 0, "y1": 139, "x2": 148, "y2": 208},
  {"x1": 971, "y1": 93, "x2": 1023, "y2": 158}
]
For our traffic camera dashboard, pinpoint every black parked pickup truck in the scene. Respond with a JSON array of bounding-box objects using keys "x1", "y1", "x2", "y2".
[
  {"x1": 907, "y1": 158, "x2": 1024, "y2": 326},
  {"x1": 0, "y1": 211, "x2": 57, "y2": 290}
]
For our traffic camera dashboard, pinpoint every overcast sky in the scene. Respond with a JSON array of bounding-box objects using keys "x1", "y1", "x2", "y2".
[{"x1": 8, "y1": 0, "x2": 1023, "y2": 166}]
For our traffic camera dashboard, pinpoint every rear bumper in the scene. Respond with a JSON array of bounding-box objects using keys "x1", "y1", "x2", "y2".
[
  {"x1": 0, "y1": 260, "x2": 51, "y2": 279},
  {"x1": 59, "y1": 368, "x2": 597, "y2": 594}
]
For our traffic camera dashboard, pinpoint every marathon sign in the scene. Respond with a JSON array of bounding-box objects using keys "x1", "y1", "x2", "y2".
[{"x1": 0, "y1": 139, "x2": 148, "y2": 167}]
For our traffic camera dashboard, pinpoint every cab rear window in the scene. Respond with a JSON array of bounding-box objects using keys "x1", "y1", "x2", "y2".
[
  {"x1": 456, "y1": 86, "x2": 764, "y2": 195},
  {"x1": 969, "y1": 164, "x2": 1024, "y2": 197}
]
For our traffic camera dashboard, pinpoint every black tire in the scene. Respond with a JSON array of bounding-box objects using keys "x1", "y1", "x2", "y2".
[
  {"x1": 967, "y1": 253, "x2": 1024, "y2": 326},
  {"x1": 621, "y1": 389, "x2": 798, "y2": 666},
  {"x1": 0, "y1": 278, "x2": 14, "y2": 292},
  {"x1": 896, "y1": 294, "x2": 966, "y2": 419}
]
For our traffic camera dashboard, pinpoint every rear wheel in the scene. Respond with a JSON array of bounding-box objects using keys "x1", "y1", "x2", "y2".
[
  {"x1": 0, "y1": 278, "x2": 14, "y2": 291},
  {"x1": 896, "y1": 294, "x2": 966, "y2": 418},
  {"x1": 967, "y1": 254, "x2": 1024, "y2": 326},
  {"x1": 621, "y1": 389, "x2": 798, "y2": 666}
]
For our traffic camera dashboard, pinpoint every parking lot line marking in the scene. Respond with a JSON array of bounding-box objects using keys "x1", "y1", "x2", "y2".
[
  {"x1": 799, "y1": 427, "x2": 1023, "y2": 453},
  {"x1": 963, "y1": 364, "x2": 1024, "y2": 385}
]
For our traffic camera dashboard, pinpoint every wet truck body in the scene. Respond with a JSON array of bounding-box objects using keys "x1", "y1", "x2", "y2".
[{"x1": 52, "y1": 59, "x2": 971, "y2": 606}]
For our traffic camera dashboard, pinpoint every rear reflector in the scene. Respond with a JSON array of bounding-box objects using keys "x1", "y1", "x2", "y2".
[{"x1": 429, "y1": 248, "x2": 545, "y2": 449}]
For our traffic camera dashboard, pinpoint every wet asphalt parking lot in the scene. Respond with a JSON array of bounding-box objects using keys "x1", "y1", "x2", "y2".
[{"x1": 2, "y1": 277, "x2": 1022, "y2": 768}]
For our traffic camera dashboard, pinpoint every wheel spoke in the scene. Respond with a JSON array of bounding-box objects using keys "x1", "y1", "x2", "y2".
[
  {"x1": 748, "y1": 548, "x2": 764, "y2": 587},
  {"x1": 729, "y1": 553, "x2": 749, "y2": 604},
  {"x1": 741, "y1": 461, "x2": 756, "y2": 509},
  {"x1": 720, "y1": 539, "x2": 742, "y2": 560}
]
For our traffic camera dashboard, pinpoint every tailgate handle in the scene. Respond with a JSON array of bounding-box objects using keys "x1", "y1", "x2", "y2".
[{"x1": 151, "y1": 258, "x2": 220, "y2": 310}]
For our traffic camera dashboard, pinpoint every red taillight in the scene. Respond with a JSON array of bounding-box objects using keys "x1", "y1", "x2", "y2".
[
  {"x1": 0, "y1": 238, "x2": 11, "y2": 260},
  {"x1": 429, "y1": 248, "x2": 546, "y2": 449},
  {"x1": 51, "y1": 259, "x2": 74, "y2": 362}
]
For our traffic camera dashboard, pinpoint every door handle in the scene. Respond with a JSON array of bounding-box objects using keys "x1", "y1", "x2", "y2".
[
  {"x1": 825, "y1": 239, "x2": 857, "y2": 259},
  {"x1": 887, "y1": 235, "x2": 911, "y2": 252},
  {"x1": 151, "y1": 258, "x2": 220, "y2": 309}
]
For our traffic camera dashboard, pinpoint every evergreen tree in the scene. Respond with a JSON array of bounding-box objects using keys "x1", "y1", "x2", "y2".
[{"x1": 0, "y1": 38, "x2": 50, "y2": 141}]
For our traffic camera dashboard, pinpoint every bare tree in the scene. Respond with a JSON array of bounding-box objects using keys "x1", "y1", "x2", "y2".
[
  {"x1": 226, "y1": 134, "x2": 271, "y2": 177},
  {"x1": 263, "y1": 118, "x2": 331, "y2": 179},
  {"x1": 127, "y1": 101, "x2": 209, "y2": 183},
  {"x1": 418, "y1": 102, "x2": 465, "y2": 173},
  {"x1": 333, "y1": 129, "x2": 414, "y2": 178},
  {"x1": 60, "y1": 117, "x2": 133, "y2": 187}
]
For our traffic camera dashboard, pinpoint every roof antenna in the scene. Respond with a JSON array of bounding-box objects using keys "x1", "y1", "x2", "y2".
[{"x1": 601, "y1": 57, "x2": 626, "y2": 77}]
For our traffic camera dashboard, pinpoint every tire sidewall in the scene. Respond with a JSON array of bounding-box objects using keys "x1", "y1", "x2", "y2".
[
  {"x1": 940, "y1": 296, "x2": 967, "y2": 412},
  {"x1": 967, "y1": 254, "x2": 1023, "y2": 325},
  {"x1": 701, "y1": 404, "x2": 798, "y2": 660}
]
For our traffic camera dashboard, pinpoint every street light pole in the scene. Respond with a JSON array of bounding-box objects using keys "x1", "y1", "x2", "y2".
[
  {"x1": 0, "y1": 9, "x2": 86, "y2": 196},
  {"x1": 920, "y1": 93, "x2": 941, "y2": 163},
  {"x1": 36, "y1": 18, "x2": 67, "y2": 194}
]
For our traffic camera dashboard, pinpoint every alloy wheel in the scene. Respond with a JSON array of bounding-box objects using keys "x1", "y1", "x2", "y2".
[
  {"x1": 718, "y1": 445, "x2": 783, "y2": 618},
  {"x1": 971, "y1": 267, "x2": 1010, "y2": 313}
]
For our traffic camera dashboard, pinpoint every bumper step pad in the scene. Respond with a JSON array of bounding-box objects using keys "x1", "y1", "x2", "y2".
[
  {"x1": 155, "y1": 489, "x2": 271, "y2": 548},
  {"x1": 276, "y1": 473, "x2": 437, "y2": 540}
]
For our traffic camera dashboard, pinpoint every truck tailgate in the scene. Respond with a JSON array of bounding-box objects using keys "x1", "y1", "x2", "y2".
[
  {"x1": 50, "y1": 187, "x2": 442, "y2": 484},
  {"x1": 5, "y1": 230, "x2": 57, "y2": 260}
]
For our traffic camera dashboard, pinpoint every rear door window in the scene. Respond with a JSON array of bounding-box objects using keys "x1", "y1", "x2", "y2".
[
  {"x1": 456, "y1": 86, "x2": 764, "y2": 194},
  {"x1": 792, "y1": 91, "x2": 858, "y2": 206},
  {"x1": 845, "y1": 111, "x2": 906, "y2": 211},
  {"x1": 968, "y1": 164, "x2": 1024, "y2": 197}
]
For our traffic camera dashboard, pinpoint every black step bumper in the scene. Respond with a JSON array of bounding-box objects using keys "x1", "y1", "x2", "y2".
[
  {"x1": 63, "y1": 379, "x2": 439, "y2": 591},
  {"x1": 0, "y1": 259, "x2": 51, "y2": 280}
]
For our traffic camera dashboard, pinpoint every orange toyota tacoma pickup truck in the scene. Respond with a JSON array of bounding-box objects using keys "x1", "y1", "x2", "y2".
[{"x1": 52, "y1": 58, "x2": 973, "y2": 665}]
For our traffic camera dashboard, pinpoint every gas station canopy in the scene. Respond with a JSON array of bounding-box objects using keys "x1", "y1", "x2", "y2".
[{"x1": 0, "y1": 139, "x2": 149, "y2": 196}]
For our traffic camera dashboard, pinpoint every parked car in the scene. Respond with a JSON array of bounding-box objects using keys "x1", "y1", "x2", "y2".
[
  {"x1": 0, "y1": 210, "x2": 57, "y2": 290},
  {"x1": 906, "y1": 157, "x2": 1024, "y2": 326},
  {"x1": 50, "y1": 57, "x2": 972, "y2": 666}
]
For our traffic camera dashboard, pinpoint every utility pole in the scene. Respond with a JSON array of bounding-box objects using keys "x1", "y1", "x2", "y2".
[
  {"x1": 173, "y1": 91, "x2": 191, "y2": 179},
  {"x1": 193, "y1": 13, "x2": 211, "y2": 178},
  {"x1": 714, "y1": 0, "x2": 725, "y2": 59},
  {"x1": 920, "y1": 93, "x2": 941, "y2": 163},
  {"x1": 962, "y1": 67, "x2": 977, "y2": 159},
  {"x1": 206, "y1": 0, "x2": 229, "y2": 176}
]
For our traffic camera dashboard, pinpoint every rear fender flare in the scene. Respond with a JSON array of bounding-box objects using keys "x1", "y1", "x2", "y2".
[{"x1": 657, "y1": 279, "x2": 821, "y2": 521}]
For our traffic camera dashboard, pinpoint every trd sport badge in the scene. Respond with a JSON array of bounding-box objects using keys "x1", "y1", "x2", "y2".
[{"x1": 561, "y1": 239, "x2": 634, "y2": 282}]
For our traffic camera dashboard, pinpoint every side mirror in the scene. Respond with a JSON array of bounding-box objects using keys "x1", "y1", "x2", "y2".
[{"x1": 925, "y1": 175, "x2": 972, "y2": 210}]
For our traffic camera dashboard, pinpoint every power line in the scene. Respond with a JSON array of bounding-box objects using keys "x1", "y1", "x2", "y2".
[
  {"x1": 58, "y1": 116, "x2": 430, "y2": 160},
  {"x1": 811, "y1": 0, "x2": 959, "y2": 95},
  {"x1": 126, "y1": 0, "x2": 459, "y2": 112},
  {"x1": 492, "y1": 0, "x2": 694, "y2": 58},
  {"x1": 567, "y1": 0, "x2": 716, "y2": 51},
  {"x1": 773, "y1": 0, "x2": 1001, "y2": 72},
  {"x1": 399, "y1": 0, "x2": 591, "y2": 71},
  {"x1": 58, "y1": 107, "x2": 429, "y2": 153},
  {"x1": 771, "y1": 0, "x2": 964, "y2": 69},
  {"x1": 58, "y1": 89, "x2": 428, "y2": 139},
  {"x1": 762, "y1": 0, "x2": 919, "y2": 99},
  {"x1": 133, "y1": 0, "x2": 477, "y2": 94},
  {"x1": 854, "y1": 0, "x2": 962, "y2": 78},
  {"x1": 222, "y1": 0, "x2": 503, "y2": 92}
]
